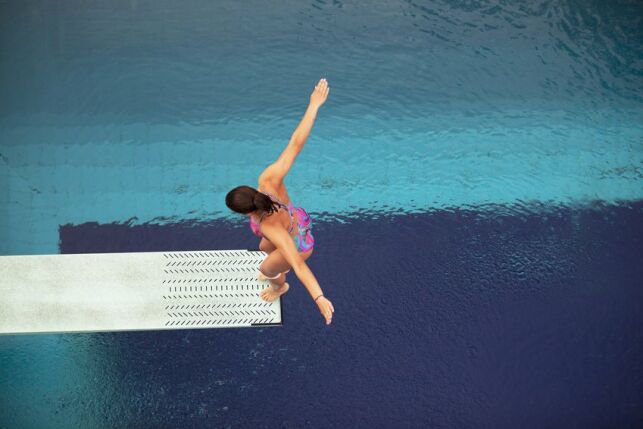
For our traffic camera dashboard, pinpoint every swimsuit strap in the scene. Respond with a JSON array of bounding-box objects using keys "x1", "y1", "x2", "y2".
[{"x1": 259, "y1": 192, "x2": 294, "y2": 233}]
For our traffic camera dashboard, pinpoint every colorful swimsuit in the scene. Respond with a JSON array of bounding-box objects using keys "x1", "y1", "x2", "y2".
[{"x1": 249, "y1": 192, "x2": 314, "y2": 253}]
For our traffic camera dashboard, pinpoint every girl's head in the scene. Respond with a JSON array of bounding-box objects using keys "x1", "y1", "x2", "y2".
[{"x1": 225, "y1": 185, "x2": 280, "y2": 216}]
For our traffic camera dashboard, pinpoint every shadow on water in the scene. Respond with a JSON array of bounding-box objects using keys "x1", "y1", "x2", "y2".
[{"x1": 1, "y1": 201, "x2": 640, "y2": 428}]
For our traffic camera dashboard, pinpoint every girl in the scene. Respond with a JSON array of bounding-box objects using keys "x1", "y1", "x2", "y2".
[{"x1": 225, "y1": 78, "x2": 334, "y2": 325}]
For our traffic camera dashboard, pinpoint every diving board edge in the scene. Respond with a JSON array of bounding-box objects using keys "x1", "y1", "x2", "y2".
[{"x1": 0, "y1": 249, "x2": 283, "y2": 335}]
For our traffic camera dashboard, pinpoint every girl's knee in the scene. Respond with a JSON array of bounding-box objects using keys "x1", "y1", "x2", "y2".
[
  {"x1": 259, "y1": 266, "x2": 281, "y2": 279},
  {"x1": 259, "y1": 239, "x2": 274, "y2": 253}
]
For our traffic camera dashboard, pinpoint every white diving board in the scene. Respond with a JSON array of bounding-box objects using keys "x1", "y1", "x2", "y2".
[{"x1": 0, "y1": 249, "x2": 282, "y2": 335}]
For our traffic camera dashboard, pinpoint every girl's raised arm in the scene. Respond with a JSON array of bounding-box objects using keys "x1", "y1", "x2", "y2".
[{"x1": 259, "y1": 78, "x2": 329, "y2": 185}]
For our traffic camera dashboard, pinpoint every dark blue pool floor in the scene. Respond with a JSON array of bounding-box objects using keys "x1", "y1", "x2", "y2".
[{"x1": 4, "y1": 201, "x2": 642, "y2": 428}]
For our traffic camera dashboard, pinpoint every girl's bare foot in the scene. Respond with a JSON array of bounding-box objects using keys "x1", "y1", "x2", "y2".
[{"x1": 260, "y1": 282, "x2": 290, "y2": 302}]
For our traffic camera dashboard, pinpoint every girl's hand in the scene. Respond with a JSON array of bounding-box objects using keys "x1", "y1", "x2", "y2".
[
  {"x1": 309, "y1": 78, "x2": 330, "y2": 109},
  {"x1": 316, "y1": 296, "x2": 335, "y2": 325}
]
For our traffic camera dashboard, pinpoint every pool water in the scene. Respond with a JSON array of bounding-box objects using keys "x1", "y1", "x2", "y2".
[{"x1": 1, "y1": 1, "x2": 642, "y2": 428}]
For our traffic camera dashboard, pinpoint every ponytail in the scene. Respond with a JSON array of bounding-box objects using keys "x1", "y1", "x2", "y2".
[{"x1": 253, "y1": 191, "x2": 280, "y2": 215}]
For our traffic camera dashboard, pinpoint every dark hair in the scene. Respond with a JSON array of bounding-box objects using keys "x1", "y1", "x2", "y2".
[{"x1": 225, "y1": 185, "x2": 280, "y2": 215}]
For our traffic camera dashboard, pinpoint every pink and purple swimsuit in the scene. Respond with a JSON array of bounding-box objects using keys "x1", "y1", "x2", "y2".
[{"x1": 249, "y1": 192, "x2": 314, "y2": 253}]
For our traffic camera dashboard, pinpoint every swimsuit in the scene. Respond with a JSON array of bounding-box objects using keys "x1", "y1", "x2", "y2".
[{"x1": 249, "y1": 192, "x2": 314, "y2": 253}]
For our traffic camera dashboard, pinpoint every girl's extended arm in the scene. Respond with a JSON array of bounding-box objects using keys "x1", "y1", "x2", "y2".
[
  {"x1": 261, "y1": 221, "x2": 334, "y2": 325},
  {"x1": 290, "y1": 103, "x2": 320, "y2": 145},
  {"x1": 259, "y1": 79, "x2": 329, "y2": 185},
  {"x1": 292, "y1": 78, "x2": 329, "y2": 144}
]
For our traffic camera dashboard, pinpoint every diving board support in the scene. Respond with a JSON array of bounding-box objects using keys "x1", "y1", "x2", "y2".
[{"x1": 0, "y1": 249, "x2": 282, "y2": 335}]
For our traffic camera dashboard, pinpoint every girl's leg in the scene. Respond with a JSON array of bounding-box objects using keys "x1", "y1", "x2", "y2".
[
  {"x1": 258, "y1": 248, "x2": 314, "y2": 301},
  {"x1": 257, "y1": 237, "x2": 286, "y2": 283},
  {"x1": 259, "y1": 247, "x2": 314, "y2": 282},
  {"x1": 259, "y1": 249, "x2": 290, "y2": 289},
  {"x1": 259, "y1": 237, "x2": 277, "y2": 253}
]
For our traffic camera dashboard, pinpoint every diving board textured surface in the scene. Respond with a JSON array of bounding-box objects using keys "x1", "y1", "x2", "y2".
[{"x1": 0, "y1": 249, "x2": 282, "y2": 335}]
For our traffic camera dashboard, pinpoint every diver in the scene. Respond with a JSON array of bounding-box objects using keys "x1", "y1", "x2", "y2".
[{"x1": 225, "y1": 78, "x2": 334, "y2": 325}]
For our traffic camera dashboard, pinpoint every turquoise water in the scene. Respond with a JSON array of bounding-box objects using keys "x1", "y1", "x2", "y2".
[{"x1": 1, "y1": 0, "x2": 641, "y2": 256}]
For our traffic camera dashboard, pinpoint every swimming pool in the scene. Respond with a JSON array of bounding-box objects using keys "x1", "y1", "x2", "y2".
[{"x1": 1, "y1": 1, "x2": 641, "y2": 428}]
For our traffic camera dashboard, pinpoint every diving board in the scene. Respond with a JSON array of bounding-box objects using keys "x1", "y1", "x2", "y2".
[{"x1": 0, "y1": 250, "x2": 282, "y2": 335}]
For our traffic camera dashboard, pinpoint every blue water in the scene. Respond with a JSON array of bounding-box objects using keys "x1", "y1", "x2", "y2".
[{"x1": 0, "y1": 0, "x2": 642, "y2": 428}]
